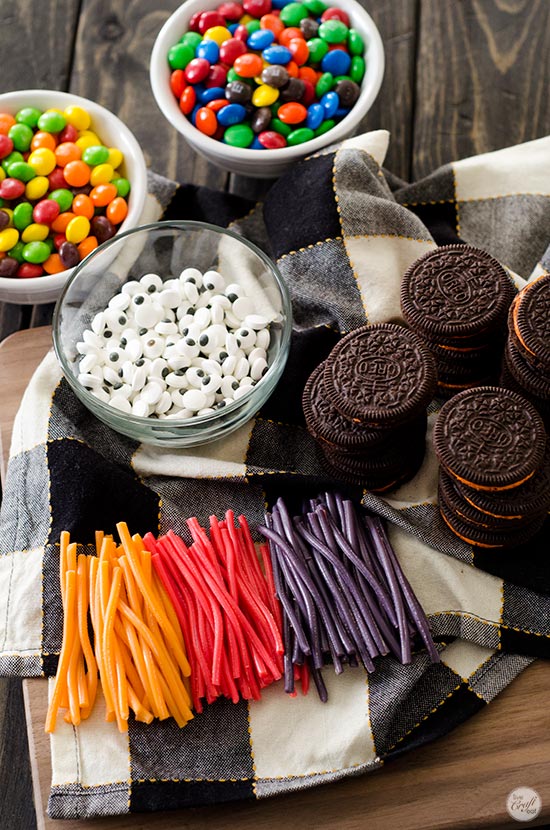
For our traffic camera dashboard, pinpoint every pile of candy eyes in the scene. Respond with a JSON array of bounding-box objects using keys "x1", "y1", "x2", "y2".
[
  {"x1": 0, "y1": 105, "x2": 131, "y2": 278},
  {"x1": 76, "y1": 267, "x2": 277, "y2": 418},
  {"x1": 167, "y1": 0, "x2": 366, "y2": 149}
]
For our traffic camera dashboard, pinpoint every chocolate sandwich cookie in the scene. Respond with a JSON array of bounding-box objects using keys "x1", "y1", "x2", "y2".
[
  {"x1": 512, "y1": 274, "x2": 550, "y2": 370},
  {"x1": 321, "y1": 447, "x2": 425, "y2": 493},
  {"x1": 302, "y1": 362, "x2": 392, "y2": 453},
  {"x1": 400, "y1": 245, "x2": 516, "y2": 340},
  {"x1": 433, "y1": 386, "x2": 546, "y2": 491},
  {"x1": 504, "y1": 341, "x2": 550, "y2": 399},
  {"x1": 454, "y1": 446, "x2": 550, "y2": 521},
  {"x1": 439, "y1": 497, "x2": 546, "y2": 549},
  {"x1": 322, "y1": 323, "x2": 437, "y2": 425},
  {"x1": 438, "y1": 470, "x2": 544, "y2": 531}
]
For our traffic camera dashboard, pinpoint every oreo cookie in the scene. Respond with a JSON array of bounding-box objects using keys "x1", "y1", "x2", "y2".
[
  {"x1": 512, "y1": 274, "x2": 550, "y2": 370},
  {"x1": 504, "y1": 340, "x2": 550, "y2": 398},
  {"x1": 322, "y1": 324, "x2": 437, "y2": 425},
  {"x1": 433, "y1": 386, "x2": 546, "y2": 491},
  {"x1": 439, "y1": 497, "x2": 546, "y2": 550},
  {"x1": 401, "y1": 245, "x2": 515, "y2": 340}
]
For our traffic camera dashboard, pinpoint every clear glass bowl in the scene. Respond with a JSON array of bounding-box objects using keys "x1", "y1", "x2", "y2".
[{"x1": 52, "y1": 221, "x2": 292, "y2": 447}]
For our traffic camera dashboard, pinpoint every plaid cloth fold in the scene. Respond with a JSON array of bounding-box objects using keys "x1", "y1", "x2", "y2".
[{"x1": 0, "y1": 130, "x2": 549, "y2": 820}]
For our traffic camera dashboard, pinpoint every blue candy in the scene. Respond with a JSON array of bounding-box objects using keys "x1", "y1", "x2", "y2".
[
  {"x1": 200, "y1": 86, "x2": 226, "y2": 104},
  {"x1": 247, "y1": 29, "x2": 275, "y2": 50},
  {"x1": 306, "y1": 102, "x2": 324, "y2": 130},
  {"x1": 335, "y1": 106, "x2": 351, "y2": 118},
  {"x1": 272, "y1": 0, "x2": 294, "y2": 7},
  {"x1": 196, "y1": 39, "x2": 219, "y2": 64},
  {"x1": 190, "y1": 104, "x2": 202, "y2": 126},
  {"x1": 262, "y1": 45, "x2": 292, "y2": 65},
  {"x1": 250, "y1": 137, "x2": 265, "y2": 149},
  {"x1": 321, "y1": 48, "x2": 351, "y2": 76},
  {"x1": 228, "y1": 22, "x2": 238, "y2": 33},
  {"x1": 217, "y1": 103, "x2": 247, "y2": 126},
  {"x1": 320, "y1": 91, "x2": 339, "y2": 118}
]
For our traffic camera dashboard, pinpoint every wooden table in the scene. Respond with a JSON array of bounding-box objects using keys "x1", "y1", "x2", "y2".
[
  {"x1": 3, "y1": 328, "x2": 550, "y2": 829},
  {"x1": 1, "y1": 2, "x2": 550, "y2": 828}
]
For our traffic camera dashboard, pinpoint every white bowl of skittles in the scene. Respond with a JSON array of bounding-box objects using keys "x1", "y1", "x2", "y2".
[
  {"x1": 0, "y1": 89, "x2": 147, "y2": 305},
  {"x1": 150, "y1": 0, "x2": 385, "y2": 178}
]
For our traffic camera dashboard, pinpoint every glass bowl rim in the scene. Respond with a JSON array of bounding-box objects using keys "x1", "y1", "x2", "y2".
[{"x1": 52, "y1": 219, "x2": 293, "y2": 429}]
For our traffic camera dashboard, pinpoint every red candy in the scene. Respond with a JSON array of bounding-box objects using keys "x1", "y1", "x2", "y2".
[
  {"x1": 301, "y1": 79, "x2": 315, "y2": 106},
  {"x1": 217, "y1": 2, "x2": 243, "y2": 20},
  {"x1": 184, "y1": 57, "x2": 210, "y2": 83},
  {"x1": 58, "y1": 124, "x2": 78, "y2": 144},
  {"x1": 48, "y1": 167, "x2": 67, "y2": 191},
  {"x1": 188, "y1": 11, "x2": 203, "y2": 31},
  {"x1": 219, "y1": 37, "x2": 247, "y2": 65},
  {"x1": 0, "y1": 135, "x2": 14, "y2": 159},
  {"x1": 180, "y1": 85, "x2": 197, "y2": 115},
  {"x1": 243, "y1": 0, "x2": 272, "y2": 15},
  {"x1": 170, "y1": 69, "x2": 186, "y2": 98},
  {"x1": 321, "y1": 6, "x2": 349, "y2": 24},
  {"x1": 195, "y1": 107, "x2": 218, "y2": 136},
  {"x1": 53, "y1": 233, "x2": 66, "y2": 250},
  {"x1": 0, "y1": 178, "x2": 25, "y2": 199},
  {"x1": 33, "y1": 199, "x2": 60, "y2": 225},
  {"x1": 197, "y1": 10, "x2": 225, "y2": 33},
  {"x1": 233, "y1": 24, "x2": 249, "y2": 41},
  {"x1": 258, "y1": 130, "x2": 287, "y2": 149},
  {"x1": 17, "y1": 263, "x2": 44, "y2": 278},
  {"x1": 205, "y1": 63, "x2": 228, "y2": 87}
]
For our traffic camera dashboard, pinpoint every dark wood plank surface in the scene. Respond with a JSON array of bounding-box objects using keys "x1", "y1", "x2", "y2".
[{"x1": 1, "y1": 2, "x2": 550, "y2": 829}]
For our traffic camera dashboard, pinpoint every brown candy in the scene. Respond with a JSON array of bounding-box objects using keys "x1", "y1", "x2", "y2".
[
  {"x1": 279, "y1": 77, "x2": 306, "y2": 103},
  {"x1": 91, "y1": 215, "x2": 116, "y2": 244},
  {"x1": 300, "y1": 17, "x2": 319, "y2": 38},
  {"x1": 334, "y1": 79, "x2": 360, "y2": 108},
  {"x1": 261, "y1": 65, "x2": 289, "y2": 89},
  {"x1": 225, "y1": 80, "x2": 253, "y2": 104},
  {"x1": 251, "y1": 107, "x2": 272, "y2": 134},
  {"x1": 0, "y1": 256, "x2": 18, "y2": 277}
]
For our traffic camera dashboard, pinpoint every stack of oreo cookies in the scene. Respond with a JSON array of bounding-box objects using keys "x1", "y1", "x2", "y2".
[
  {"x1": 500, "y1": 274, "x2": 550, "y2": 431},
  {"x1": 434, "y1": 386, "x2": 548, "y2": 549},
  {"x1": 401, "y1": 245, "x2": 516, "y2": 398},
  {"x1": 302, "y1": 323, "x2": 437, "y2": 492}
]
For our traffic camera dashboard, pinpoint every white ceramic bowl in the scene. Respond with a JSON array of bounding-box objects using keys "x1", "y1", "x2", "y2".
[
  {"x1": 0, "y1": 89, "x2": 148, "y2": 305},
  {"x1": 150, "y1": 0, "x2": 385, "y2": 178}
]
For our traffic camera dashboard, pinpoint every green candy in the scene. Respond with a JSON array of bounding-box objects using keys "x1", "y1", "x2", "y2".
[
  {"x1": 112, "y1": 177, "x2": 131, "y2": 198},
  {"x1": 22, "y1": 240, "x2": 50, "y2": 264},
  {"x1": 8, "y1": 241, "x2": 25, "y2": 263},
  {"x1": 350, "y1": 55, "x2": 365, "y2": 83},
  {"x1": 44, "y1": 237, "x2": 55, "y2": 253},
  {"x1": 6, "y1": 160, "x2": 35, "y2": 182},
  {"x1": 13, "y1": 202, "x2": 33, "y2": 231},
  {"x1": 271, "y1": 118, "x2": 291, "y2": 137},
  {"x1": 318, "y1": 19, "x2": 348, "y2": 43},
  {"x1": 181, "y1": 31, "x2": 202, "y2": 49},
  {"x1": 82, "y1": 145, "x2": 110, "y2": 166},
  {"x1": 347, "y1": 28, "x2": 364, "y2": 55},
  {"x1": 303, "y1": 0, "x2": 327, "y2": 14},
  {"x1": 223, "y1": 123, "x2": 254, "y2": 148},
  {"x1": 15, "y1": 107, "x2": 42, "y2": 129},
  {"x1": 227, "y1": 67, "x2": 254, "y2": 84},
  {"x1": 0, "y1": 199, "x2": 4, "y2": 208},
  {"x1": 167, "y1": 42, "x2": 194, "y2": 70},
  {"x1": 315, "y1": 72, "x2": 334, "y2": 97},
  {"x1": 2, "y1": 151, "x2": 23, "y2": 173},
  {"x1": 314, "y1": 118, "x2": 335, "y2": 137},
  {"x1": 287, "y1": 127, "x2": 315, "y2": 145},
  {"x1": 307, "y1": 37, "x2": 328, "y2": 63},
  {"x1": 279, "y1": 2, "x2": 309, "y2": 27},
  {"x1": 48, "y1": 188, "x2": 74, "y2": 212},
  {"x1": 246, "y1": 19, "x2": 261, "y2": 32},
  {"x1": 8, "y1": 123, "x2": 33, "y2": 152},
  {"x1": 37, "y1": 111, "x2": 66, "y2": 133}
]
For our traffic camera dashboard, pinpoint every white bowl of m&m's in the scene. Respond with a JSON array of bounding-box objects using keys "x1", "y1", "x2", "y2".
[
  {"x1": 150, "y1": 0, "x2": 384, "y2": 177},
  {"x1": 0, "y1": 90, "x2": 147, "y2": 305}
]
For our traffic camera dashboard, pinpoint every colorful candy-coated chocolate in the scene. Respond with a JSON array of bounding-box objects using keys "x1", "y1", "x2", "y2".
[
  {"x1": 223, "y1": 123, "x2": 255, "y2": 146},
  {"x1": 185, "y1": 57, "x2": 211, "y2": 83},
  {"x1": 219, "y1": 37, "x2": 247, "y2": 64},
  {"x1": 321, "y1": 6, "x2": 349, "y2": 24},
  {"x1": 195, "y1": 106, "x2": 218, "y2": 135},
  {"x1": 217, "y1": 103, "x2": 247, "y2": 126},
  {"x1": 277, "y1": 101, "x2": 307, "y2": 123},
  {"x1": 321, "y1": 48, "x2": 350, "y2": 75},
  {"x1": 262, "y1": 44, "x2": 292, "y2": 64},
  {"x1": 196, "y1": 39, "x2": 220, "y2": 62},
  {"x1": 279, "y1": 2, "x2": 309, "y2": 27},
  {"x1": 320, "y1": 89, "x2": 339, "y2": 117},
  {"x1": 258, "y1": 129, "x2": 287, "y2": 147}
]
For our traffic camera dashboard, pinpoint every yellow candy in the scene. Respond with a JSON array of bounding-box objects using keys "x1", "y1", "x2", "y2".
[
  {"x1": 22, "y1": 223, "x2": 49, "y2": 243},
  {"x1": 107, "y1": 147, "x2": 123, "y2": 169},
  {"x1": 75, "y1": 134, "x2": 100, "y2": 152},
  {"x1": 239, "y1": 14, "x2": 254, "y2": 24},
  {"x1": 65, "y1": 215, "x2": 90, "y2": 244},
  {"x1": 0, "y1": 227, "x2": 19, "y2": 252},
  {"x1": 0, "y1": 167, "x2": 5, "y2": 184},
  {"x1": 252, "y1": 84, "x2": 279, "y2": 107},
  {"x1": 28, "y1": 147, "x2": 57, "y2": 176},
  {"x1": 78, "y1": 130, "x2": 101, "y2": 142},
  {"x1": 204, "y1": 25, "x2": 232, "y2": 45},
  {"x1": 89, "y1": 163, "x2": 114, "y2": 186},
  {"x1": 46, "y1": 107, "x2": 64, "y2": 115},
  {"x1": 64, "y1": 105, "x2": 91, "y2": 131},
  {"x1": 25, "y1": 176, "x2": 49, "y2": 200}
]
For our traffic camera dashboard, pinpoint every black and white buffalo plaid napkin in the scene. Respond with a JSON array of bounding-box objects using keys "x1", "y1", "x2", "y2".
[{"x1": 1, "y1": 130, "x2": 549, "y2": 820}]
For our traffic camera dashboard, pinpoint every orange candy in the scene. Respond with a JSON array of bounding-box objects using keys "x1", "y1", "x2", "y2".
[
  {"x1": 63, "y1": 160, "x2": 90, "y2": 187},
  {"x1": 72, "y1": 194, "x2": 94, "y2": 219},
  {"x1": 90, "y1": 183, "x2": 117, "y2": 207},
  {"x1": 260, "y1": 13, "x2": 284, "y2": 37},
  {"x1": 31, "y1": 131, "x2": 57, "y2": 152},
  {"x1": 43, "y1": 253, "x2": 65, "y2": 274},
  {"x1": 206, "y1": 99, "x2": 230, "y2": 112},
  {"x1": 55, "y1": 141, "x2": 81, "y2": 167},
  {"x1": 0, "y1": 113, "x2": 16, "y2": 136},
  {"x1": 106, "y1": 197, "x2": 128, "y2": 225},
  {"x1": 277, "y1": 102, "x2": 308, "y2": 124},
  {"x1": 51, "y1": 212, "x2": 76, "y2": 233},
  {"x1": 288, "y1": 38, "x2": 309, "y2": 66},
  {"x1": 298, "y1": 65, "x2": 318, "y2": 84},
  {"x1": 195, "y1": 107, "x2": 217, "y2": 136},
  {"x1": 286, "y1": 60, "x2": 299, "y2": 78},
  {"x1": 233, "y1": 53, "x2": 263, "y2": 78},
  {"x1": 77, "y1": 236, "x2": 98, "y2": 259},
  {"x1": 279, "y1": 27, "x2": 303, "y2": 46}
]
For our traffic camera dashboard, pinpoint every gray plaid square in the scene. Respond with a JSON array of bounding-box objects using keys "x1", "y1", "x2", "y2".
[{"x1": 0, "y1": 446, "x2": 50, "y2": 556}]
